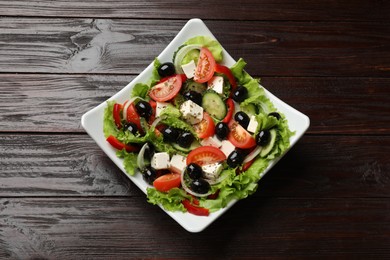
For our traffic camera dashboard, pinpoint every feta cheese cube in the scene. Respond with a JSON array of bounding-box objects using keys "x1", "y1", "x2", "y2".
[
  {"x1": 169, "y1": 154, "x2": 187, "y2": 174},
  {"x1": 181, "y1": 60, "x2": 196, "y2": 79},
  {"x1": 156, "y1": 102, "x2": 169, "y2": 117},
  {"x1": 220, "y1": 140, "x2": 235, "y2": 157},
  {"x1": 202, "y1": 162, "x2": 223, "y2": 180},
  {"x1": 247, "y1": 115, "x2": 259, "y2": 133},
  {"x1": 200, "y1": 135, "x2": 222, "y2": 148},
  {"x1": 151, "y1": 152, "x2": 170, "y2": 170},
  {"x1": 180, "y1": 100, "x2": 203, "y2": 124},
  {"x1": 207, "y1": 76, "x2": 224, "y2": 94}
]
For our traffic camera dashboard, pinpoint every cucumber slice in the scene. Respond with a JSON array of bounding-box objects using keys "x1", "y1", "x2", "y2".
[
  {"x1": 241, "y1": 103, "x2": 258, "y2": 116},
  {"x1": 172, "y1": 141, "x2": 200, "y2": 153},
  {"x1": 260, "y1": 128, "x2": 278, "y2": 157},
  {"x1": 202, "y1": 91, "x2": 227, "y2": 120},
  {"x1": 184, "y1": 80, "x2": 207, "y2": 93}
]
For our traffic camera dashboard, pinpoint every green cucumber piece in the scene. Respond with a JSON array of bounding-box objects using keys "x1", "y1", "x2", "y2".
[
  {"x1": 202, "y1": 91, "x2": 227, "y2": 120},
  {"x1": 172, "y1": 141, "x2": 200, "y2": 153},
  {"x1": 184, "y1": 80, "x2": 207, "y2": 93},
  {"x1": 260, "y1": 129, "x2": 277, "y2": 157}
]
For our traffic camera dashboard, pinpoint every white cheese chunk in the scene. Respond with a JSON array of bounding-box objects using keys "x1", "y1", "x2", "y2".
[
  {"x1": 169, "y1": 154, "x2": 187, "y2": 174},
  {"x1": 200, "y1": 135, "x2": 222, "y2": 148},
  {"x1": 156, "y1": 102, "x2": 170, "y2": 117},
  {"x1": 151, "y1": 152, "x2": 170, "y2": 170},
  {"x1": 202, "y1": 162, "x2": 223, "y2": 180},
  {"x1": 247, "y1": 115, "x2": 259, "y2": 133},
  {"x1": 220, "y1": 140, "x2": 235, "y2": 157},
  {"x1": 181, "y1": 60, "x2": 197, "y2": 79},
  {"x1": 180, "y1": 100, "x2": 204, "y2": 124},
  {"x1": 207, "y1": 76, "x2": 224, "y2": 94}
]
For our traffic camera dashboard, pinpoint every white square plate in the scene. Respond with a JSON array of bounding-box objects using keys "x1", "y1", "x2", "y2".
[{"x1": 81, "y1": 18, "x2": 310, "y2": 233}]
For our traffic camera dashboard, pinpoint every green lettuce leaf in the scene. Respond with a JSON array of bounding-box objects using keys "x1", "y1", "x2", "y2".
[
  {"x1": 131, "y1": 83, "x2": 149, "y2": 99},
  {"x1": 200, "y1": 158, "x2": 269, "y2": 212},
  {"x1": 182, "y1": 36, "x2": 223, "y2": 63},
  {"x1": 103, "y1": 100, "x2": 119, "y2": 138},
  {"x1": 147, "y1": 187, "x2": 191, "y2": 212},
  {"x1": 116, "y1": 150, "x2": 138, "y2": 176}
]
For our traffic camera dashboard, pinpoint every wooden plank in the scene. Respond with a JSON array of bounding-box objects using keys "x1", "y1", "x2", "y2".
[
  {"x1": 0, "y1": 134, "x2": 389, "y2": 197},
  {"x1": 0, "y1": 197, "x2": 389, "y2": 258},
  {"x1": 0, "y1": 0, "x2": 389, "y2": 22},
  {"x1": 1, "y1": 74, "x2": 389, "y2": 134},
  {"x1": 0, "y1": 18, "x2": 389, "y2": 76}
]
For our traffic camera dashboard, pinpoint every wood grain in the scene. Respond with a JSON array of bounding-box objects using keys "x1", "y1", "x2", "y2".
[
  {"x1": 1, "y1": 134, "x2": 389, "y2": 198},
  {"x1": 1, "y1": 74, "x2": 389, "y2": 134},
  {"x1": 0, "y1": 197, "x2": 389, "y2": 259},
  {"x1": 1, "y1": 18, "x2": 389, "y2": 76},
  {"x1": 0, "y1": 0, "x2": 389, "y2": 22}
]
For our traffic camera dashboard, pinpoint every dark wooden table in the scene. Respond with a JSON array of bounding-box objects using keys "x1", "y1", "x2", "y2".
[{"x1": 1, "y1": 1, "x2": 389, "y2": 259}]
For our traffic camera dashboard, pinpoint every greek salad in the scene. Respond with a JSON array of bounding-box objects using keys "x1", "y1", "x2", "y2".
[{"x1": 103, "y1": 36, "x2": 294, "y2": 216}]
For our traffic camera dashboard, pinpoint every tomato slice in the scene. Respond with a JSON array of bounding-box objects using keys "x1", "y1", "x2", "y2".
[
  {"x1": 193, "y1": 112, "x2": 215, "y2": 139},
  {"x1": 153, "y1": 173, "x2": 181, "y2": 192},
  {"x1": 215, "y1": 64, "x2": 237, "y2": 92},
  {"x1": 159, "y1": 74, "x2": 187, "y2": 84},
  {"x1": 106, "y1": 135, "x2": 139, "y2": 152},
  {"x1": 186, "y1": 146, "x2": 226, "y2": 166},
  {"x1": 126, "y1": 102, "x2": 143, "y2": 131},
  {"x1": 182, "y1": 199, "x2": 210, "y2": 216},
  {"x1": 194, "y1": 47, "x2": 216, "y2": 83},
  {"x1": 113, "y1": 103, "x2": 123, "y2": 129},
  {"x1": 149, "y1": 74, "x2": 182, "y2": 102},
  {"x1": 222, "y1": 98, "x2": 234, "y2": 123},
  {"x1": 228, "y1": 120, "x2": 257, "y2": 149}
]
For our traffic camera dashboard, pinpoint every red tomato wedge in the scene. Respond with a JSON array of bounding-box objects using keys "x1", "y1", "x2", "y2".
[
  {"x1": 153, "y1": 173, "x2": 181, "y2": 192},
  {"x1": 222, "y1": 98, "x2": 234, "y2": 123},
  {"x1": 113, "y1": 103, "x2": 123, "y2": 129},
  {"x1": 228, "y1": 120, "x2": 257, "y2": 149},
  {"x1": 106, "y1": 135, "x2": 139, "y2": 152},
  {"x1": 126, "y1": 102, "x2": 143, "y2": 131},
  {"x1": 182, "y1": 199, "x2": 210, "y2": 216},
  {"x1": 194, "y1": 47, "x2": 216, "y2": 83},
  {"x1": 186, "y1": 146, "x2": 226, "y2": 166},
  {"x1": 149, "y1": 74, "x2": 182, "y2": 102},
  {"x1": 148, "y1": 100, "x2": 157, "y2": 124},
  {"x1": 215, "y1": 64, "x2": 237, "y2": 91},
  {"x1": 193, "y1": 112, "x2": 215, "y2": 139}
]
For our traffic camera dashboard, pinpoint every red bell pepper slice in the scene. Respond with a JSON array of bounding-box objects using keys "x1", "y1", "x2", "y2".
[
  {"x1": 222, "y1": 98, "x2": 235, "y2": 123},
  {"x1": 182, "y1": 199, "x2": 209, "y2": 216},
  {"x1": 113, "y1": 103, "x2": 123, "y2": 129},
  {"x1": 106, "y1": 135, "x2": 139, "y2": 153},
  {"x1": 215, "y1": 64, "x2": 237, "y2": 92}
]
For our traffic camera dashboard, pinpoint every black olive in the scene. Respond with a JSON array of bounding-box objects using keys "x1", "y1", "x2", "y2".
[
  {"x1": 227, "y1": 150, "x2": 244, "y2": 168},
  {"x1": 268, "y1": 112, "x2": 281, "y2": 120},
  {"x1": 186, "y1": 163, "x2": 203, "y2": 179},
  {"x1": 256, "y1": 130, "x2": 271, "y2": 146},
  {"x1": 142, "y1": 166, "x2": 157, "y2": 185},
  {"x1": 234, "y1": 111, "x2": 250, "y2": 129},
  {"x1": 215, "y1": 122, "x2": 229, "y2": 140},
  {"x1": 135, "y1": 101, "x2": 153, "y2": 119},
  {"x1": 232, "y1": 86, "x2": 248, "y2": 103},
  {"x1": 162, "y1": 126, "x2": 180, "y2": 143},
  {"x1": 183, "y1": 91, "x2": 202, "y2": 106},
  {"x1": 123, "y1": 122, "x2": 138, "y2": 135},
  {"x1": 157, "y1": 62, "x2": 175, "y2": 78},
  {"x1": 177, "y1": 131, "x2": 194, "y2": 148},
  {"x1": 190, "y1": 179, "x2": 210, "y2": 194}
]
